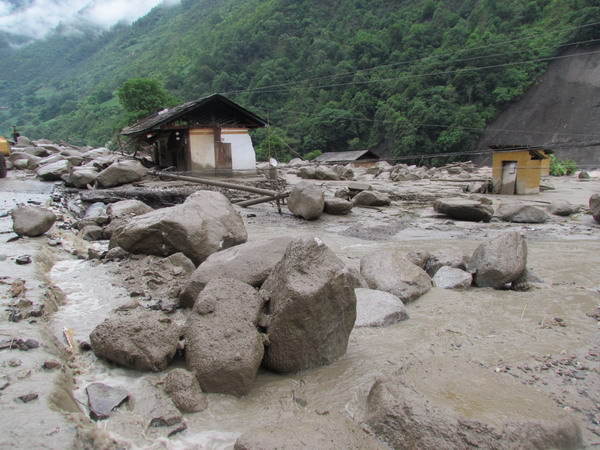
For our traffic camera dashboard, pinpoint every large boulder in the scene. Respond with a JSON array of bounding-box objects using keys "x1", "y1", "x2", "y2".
[
  {"x1": 107, "y1": 199, "x2": 153, "y2": 220},
  {"x1": 365, "y1": 357, "x2": 582, "y2": 449},
  {"x1": 590, "y1": 193, "x2": 600, "y2": 224},
  {"x1": 89, "y1": 308, "x2": 180, "y2": 372},
  {"x1": 360, "y1": 251, "x2": 432, "y2": 303},
  {"x1": 75, "y1": 202, "x2": 109, "y2": 229},
  {"x1": 432, "y1": 266, "x2": 473, "y2": 289},
  {"x1": 433, "y1": 197, "x2": 494, "y2": 222},
  {"x1": 297, "y1": 166, "x2": 316, "y2": 179},
  {"x1": 354, "y1": 288, "x2": 409, "y2": 328},
  {"x1": 96, "y1": 159, "x2": 148, "y2": 188},
  {"x1": 11, "y1": 205, "x2": 56, "y2": 237},
  {"x1": 260, "y1": 238, "x2": 361, "y2": 374},
  {"x1": 323, "y1": 197, "x2": 353, "y2": 215},
  {"x1": 496, "y1": 202, "x2": 549, "y2": 223},
  {"x1": 287, "y1": 181, "x2": 325, "y2": 220},
  {"x1": 162, "y1": 369, "x2": 208, "y2": 413},
  {"x1": 466, "y1": 231, "x2": 527, "y2": 289},
  {"x1": 70, "y1": 169, "x2": 98, "y2": 189},
  {"x1": 234, "y1": 413, "x2": 388, "y2": 450},
  {"x1": 37, "y1": 159, "x2": 71, "y2": 181},
  {"x1": 179, "y1": 237, "x2": 292, "y2": 308},
  {"x1": 425, "y1": 248, "x2": 469, "y2": 277},
  {"x1": 314, "y1": 165, "x2": 339, "y2": 180},
  {"x1": 116, "y1": 190, "x2": 247, "y2": 265},
  {"x1": 548, "y1": 199, "x2": 578, "y2": 216},
  {"x1": 185, "y1": 278, "x2": 265, "y2": 396},
  {"x1": 352, "y1": 190, "x2": 391, "y2": 207}
]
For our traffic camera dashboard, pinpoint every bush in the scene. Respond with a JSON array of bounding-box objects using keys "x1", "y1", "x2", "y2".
[
  {"x1": 304, "y1": 150, "x2": 323, "y2": 161},
  {"x1": 549, "y1": 155, "x2": 579, "y2": 176}
]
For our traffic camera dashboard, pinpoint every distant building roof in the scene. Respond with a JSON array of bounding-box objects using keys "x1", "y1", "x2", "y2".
[
  {"x1": 314, "y1": 150, "x2": 380, "y2": 163},
  {"x1": 121, "y1": 93, "x2": 269, "y2": 137},
  {"x1": 488, "y1": 144, "x2": 554, "y2": 155}
]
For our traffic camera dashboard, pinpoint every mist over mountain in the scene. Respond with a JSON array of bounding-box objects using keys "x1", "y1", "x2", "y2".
[{"x1": 0, "y1": 0, "x2": 598, "y2": 163}]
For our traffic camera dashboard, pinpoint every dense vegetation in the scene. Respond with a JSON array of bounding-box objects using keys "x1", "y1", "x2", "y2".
[{"x1": 0, "y1": 0, "x2": 598, "y2": 162}]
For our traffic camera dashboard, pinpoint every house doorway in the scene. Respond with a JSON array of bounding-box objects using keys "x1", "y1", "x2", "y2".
[{"x1": 500, "y1": 161, "x2": 517, "y2": 194}]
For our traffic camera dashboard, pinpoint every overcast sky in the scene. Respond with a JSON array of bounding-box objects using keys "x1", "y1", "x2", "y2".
[{"x1": 0, "y1": 0, "x2": 180, "y2": 40}]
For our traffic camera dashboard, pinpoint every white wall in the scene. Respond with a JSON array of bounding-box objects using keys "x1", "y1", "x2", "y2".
[
  {"x1": 221, "y1": 129, "x2": 256, "y2": 171},
  {"x1": 189, "y1": 129, "x2": 215, "y2": 170}
]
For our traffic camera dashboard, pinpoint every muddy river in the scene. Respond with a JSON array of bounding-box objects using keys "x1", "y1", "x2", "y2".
[{"x1": 1, "y1": 171, "x2": 599, "y2": 448}]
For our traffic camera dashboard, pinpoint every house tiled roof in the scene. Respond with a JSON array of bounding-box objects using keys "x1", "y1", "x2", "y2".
[
  {"x1": 314, "y1": 150, "x2": 380, "y2": 162},
  {"x1": 121, "y1": 94, "x2": 269, "y2": 137}
]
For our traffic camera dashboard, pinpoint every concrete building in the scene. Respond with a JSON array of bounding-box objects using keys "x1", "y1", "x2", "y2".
[{"x1": 490, "y1": 145, "x2": 553, "y2": 195}]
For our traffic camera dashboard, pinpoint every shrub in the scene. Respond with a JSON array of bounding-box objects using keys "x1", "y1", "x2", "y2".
[{"x1": 549, "y1": 155, "x2": 579, "y2": 176}]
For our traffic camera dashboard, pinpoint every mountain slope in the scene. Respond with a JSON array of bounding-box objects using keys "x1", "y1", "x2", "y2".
[{"x1": 0, "y1": 0, "x2": 599, "y2": 163}]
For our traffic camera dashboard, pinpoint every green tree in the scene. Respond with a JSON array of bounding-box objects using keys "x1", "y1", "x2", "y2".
[{"x1": 116, "y1": 78, "x2": 179, "y2": 124}]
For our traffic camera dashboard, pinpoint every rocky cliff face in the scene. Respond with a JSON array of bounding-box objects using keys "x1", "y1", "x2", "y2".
[{"x1": 475, "y1": 44, "x2": 600, "y2": 168}]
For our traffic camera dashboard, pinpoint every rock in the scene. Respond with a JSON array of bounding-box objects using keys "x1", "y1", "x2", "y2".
[
  {"x1": 179, "y1": 237, "x2": 292, "y2": 308},
  {"x1": 16, "y1": 393, "x2": 38, "y2": 403},
  {"x1": 465, "y1": 181, "x2": 488, "y2": 193},
  {"x1": 590, "y1": 193, "x2": 600, "y2": 224},
  {"x1": 406, "y1": 249, "x2": 430, "y2": 269},
  {"x1": 334, "y1": 187, "x2": 350, "y2": 199},
  {"x1": 15, "y1": 136, "x2": 31, "y2": 146},
  {"x1": 15, "y1": 255, "x2": 32, "y2": 265},
  {"x1": 185, "y1": 278, "x2": 265, "y2": 396},
  {"x1": 360, "y1": 251, "x2": 432, "y2": 303},
  {"x1": 354, "y1": 288, "x2": 409, "y2": 327},
  {"x1": 78, "y1": 225, "x2": 105, "y2": 241},
  {"x1": 90, "y1": 308, "x2": 180, "y2": 372},
  {"x1": 466, "y1": 231, "x2": 527, "y2": 289},
  {"x1": 578, "y1": 170, "x2": 590, "y2": 179},
  {"x1": 365, "y1": 356, "x2": 582, "y2": 449},
  {"x1": 104, "y1": 247, "x2": 130, "y2": 261},
  {"x1": 11, "y1": 205, "x2": 56, "y2": 237},
  {"x1": 234, "y1": 412, "x2": 388, "y2": 450},
  {"x1": 131, "y1": 379, "x2": 184, "y2": 430},
  {"x1": 287, "y1": 181, "x2": 325, "y2": 220},
  {"x1": 107, "y1": 199, "x2": 153, "y2": 220},
  {"x1": 432, "y1": 266, "x2": 473, "y2": 289},
  {"x1": 425, "y1": 248, "x2": 469, "y2": 276},
  {"x1": 37, "y1": 159, "x2": 71, "y2": 181},
  {"x1": 314, "y1": 165, "x2": 339, "y2": 180},
  {"x1": 96, "y1": 159, "x2": 148, "y2": 188},
  {"x1": 76, "y1": 202, "x2": 109, "y2": 229},
  {"x1": 548, "y1": 199, "x2": 579, "y2": 216},
  {"x1": 433, "y1": 197, "x2": 494, "y2": 222},
  {"x1": 496, "y1": 202, "x2": 549, "y2": 223},
  {"x1": 13, "y1": 159, "x2": 30, "y2": 170},
  {"x1": 323, "y1": 197, "x2": 353, "y2": 215},
  {"x1": 162, "y1": 369, "x2": 208, "y2": 413},
  {"x1": 116, "y1": 190, "x2": 247, "y2": 265},
  {"x1": 86, "y1": 382, "x2": 129, "y2": 420},
  {"x1": 297, "y1": 166, "x2": 316, "y2": 179},
  {"x1": 70, "y1": 169, "x2": 98, "y2": 189},
  {"x1": 260, "y1": 238, "x2": 361, "y2": 374},
  {"x1": 42, "y1": 360, "x2": 62, "y2": 370},
  {"x1": 352, "y1": 190, "x2": 391, "y2": 207}
]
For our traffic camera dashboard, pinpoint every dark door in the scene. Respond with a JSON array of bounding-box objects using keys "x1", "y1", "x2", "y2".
[{"x1": 500, "y1": 161, "x2": 517, "y2": 194}]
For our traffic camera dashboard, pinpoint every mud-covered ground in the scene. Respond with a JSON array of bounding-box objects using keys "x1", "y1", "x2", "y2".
[{"x1": 1, "y1": 167, "x2": 599, "y2": 449}]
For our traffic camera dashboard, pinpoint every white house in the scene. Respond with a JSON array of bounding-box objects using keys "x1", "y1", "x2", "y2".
[{"x1": 121, "y1": 94, "x2": 268, "y2": 173}]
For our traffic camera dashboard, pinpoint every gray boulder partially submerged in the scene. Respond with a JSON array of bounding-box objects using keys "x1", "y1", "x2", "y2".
[
  {"x1": 360, "y1": 251, "x2": 432, "y2": 303},
  {"x1": 116, "y1": 190, "x2": 247, "y2": 265},
  {"x1": 185, "y1": 278, "x2": 265, "y2": 396},
  {"x1": 466, "y1": 231, "x2": 527, "y2": 289},
  {"x1": 260, "y1": 238, "x2": 360, "y2": 374},
  {"x1": 11, "y1": 205, "x2": 56, "y2": 237},
  {"x1": 96, "y1": 159, "x2": 148, "y2": 188},
  {"x1": 287, "y1": 181, "x2": 325, "y2": 220},
  {"x1": 89, "y1": 308, "x2": 180, "y2": 372},
  {"x1": 496, "y1": 202, "x2": 549, "y2": 223},
  {"x1": 354, "y1": 288, "x2": 409, "y2": 327},
  {"x1": 433, "y1": 197, "x2": 493, "y2": 222},
  {"x1": 365, "y1": 356, "x2": 582, "y2": 449},
  {"x1": 179, "y1": 237, "x2": 292, "y2": 308},
  {"x1": 590, "y1": 193, "x2": 600, "y2": 224}
]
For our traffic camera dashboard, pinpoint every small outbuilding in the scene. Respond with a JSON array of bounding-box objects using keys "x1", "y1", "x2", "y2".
[
  {"x1": 314, "y1": 150, "x2": 380, "y2": 167},
  {"x1": 121, "y1": 94, "x2": 268, "y2": 173},
  {"x1": 490, "y1": 145, "x2": 553, "y2": 195}
]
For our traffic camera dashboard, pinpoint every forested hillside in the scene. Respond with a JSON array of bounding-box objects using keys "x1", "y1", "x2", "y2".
[{"x1": 0, "y1": 0, "x2": 598, "y2": 162}]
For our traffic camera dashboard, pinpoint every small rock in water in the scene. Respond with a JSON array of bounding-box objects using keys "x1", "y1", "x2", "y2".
[
  {"x1": 42, "y1": 360, "x2": 62, "y2": 370},
  {"x1": 86, "y1": 382, "x2": 129, "y2": 420},
  {"x1": 16, "y1": 393, "x2": 39, "y2": 403},
  {"x1": 0, "y1": 374, "x2": 9, "y2": 390},
  {"x1": 15, "y1": 255, "x2": 32, "y2": 265}
]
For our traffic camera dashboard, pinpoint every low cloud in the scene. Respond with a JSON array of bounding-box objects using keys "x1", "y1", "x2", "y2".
[{"x1": 0, "y1": 0, "x2": 180, "y2": 41}]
